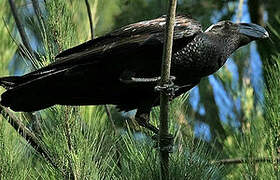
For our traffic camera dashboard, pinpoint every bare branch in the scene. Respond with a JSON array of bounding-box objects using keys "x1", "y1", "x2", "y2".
[
  {"x1": 214, "y1": 157, "x2": 280, "y2": 165},
  {"x1": 84, "y1": 0, "x2": 94, "y2": 39},
  {"x1": 159, "y1": 0, "x2": 177, "y2": 179}
]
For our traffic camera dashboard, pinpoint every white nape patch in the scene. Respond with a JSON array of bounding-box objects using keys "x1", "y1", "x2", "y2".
[{"x1": 204, "y1": 24, "x2": 215, "y2": 32}]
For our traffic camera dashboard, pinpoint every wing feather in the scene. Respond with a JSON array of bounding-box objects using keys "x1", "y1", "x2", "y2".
[
  {"x1": 22, "y1": 15, "x2": 202, "y2": 79},
  {"x1": 56, "y1": 15, "x2": 202, "y2": 60}
]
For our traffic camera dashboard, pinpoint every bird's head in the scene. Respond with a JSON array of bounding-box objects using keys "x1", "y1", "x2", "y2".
[{"x1": 205, "y1": 21, "x2": 269, "y2": 46}]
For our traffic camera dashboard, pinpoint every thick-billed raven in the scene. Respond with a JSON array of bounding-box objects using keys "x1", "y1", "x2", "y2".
[{"x1": 0, "y1": 15, "x2": 268, "y2": 134}]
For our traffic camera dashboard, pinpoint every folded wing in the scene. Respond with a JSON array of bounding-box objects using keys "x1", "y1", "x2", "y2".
[{"x1": 0, "y1": 15, "x2": 202, "y2": 112}]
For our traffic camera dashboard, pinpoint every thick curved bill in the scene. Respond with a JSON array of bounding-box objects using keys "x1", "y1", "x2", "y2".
[{"x1": 238, "y1": 23, "x2": 269, "y2": 39}]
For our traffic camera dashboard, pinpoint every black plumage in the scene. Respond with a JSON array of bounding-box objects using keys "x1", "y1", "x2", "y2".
[{"x1": 0, "y1": 15, "x2": 268, "y2": 132}]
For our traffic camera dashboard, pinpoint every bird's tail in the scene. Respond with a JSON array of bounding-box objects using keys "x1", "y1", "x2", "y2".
[{"x1": 0, "y1": 70, "x2": 67, "y2": 112}]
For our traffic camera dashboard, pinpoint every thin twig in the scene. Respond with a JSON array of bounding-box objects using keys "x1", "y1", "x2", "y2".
[
  {"x1": 8, "y1": 0, "x2": 35, "y2": 59},
  {"x1": 214, "y1": 157, "x2": 280, "y2": 165},
  {"x1": 64, "y1": 107, "x2": 77, "y2": 180},
  {"x1": 84, "y1": 0, "x2": 94, "y2": 39},
  {"x1": 64, "y1": 109, "x2": 73, "y2": 153},
  {"x1": 104, "y1": 105, "x2": 116, "y2": 131},
  {"x1": 159, "y1": 0, "x2": 177, "y2": 179}
]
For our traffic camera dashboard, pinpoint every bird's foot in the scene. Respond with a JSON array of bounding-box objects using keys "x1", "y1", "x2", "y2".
[
  {"x1": 135, "y1": 112, "x2": 159, "y2": 134},
  {"x1": 152, "y1": 133, "x2": 174, "y2": 153},
  {"x1": 154, "y1": 76, "x2": 179, "y2": 100},
  {"x1": 138, "y1": 120, "x2": 159, "y2": 135},
  {"x1": 135, "y1": 109, "x2": 174, "y2": 152}
]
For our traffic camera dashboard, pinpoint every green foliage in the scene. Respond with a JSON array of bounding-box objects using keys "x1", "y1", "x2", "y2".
[
  {"x1": 117, "y1": 131, "x2": 224, "y2": 180},
  {"x1": 0, "y1": 1, "x2": 24, "y2": 179},
  {"x1": 264, "y1": 54, "x2": 280, "y2": 178},
  {"x1": 219, "y1": 53, "x2": 280, "y2": 179},
  {"x1": 0, "y1": 0, "x2": 16, "y2": 76}
]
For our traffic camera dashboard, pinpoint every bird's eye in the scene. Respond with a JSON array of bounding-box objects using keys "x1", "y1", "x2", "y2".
[{"x1": 224, "y1": 21, "x2": 235, "y2": 29}]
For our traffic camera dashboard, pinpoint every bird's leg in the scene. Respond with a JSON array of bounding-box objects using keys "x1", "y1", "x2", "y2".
[
  {"x1": 135, "y1": 108, "x2": 174, "y2": 152},
  {"x1": 135, "y1": 108, "x2": 159, "y2": 134}
]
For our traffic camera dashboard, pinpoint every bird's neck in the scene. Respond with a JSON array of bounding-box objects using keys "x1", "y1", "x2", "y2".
[
  {"x1": 206, "y1": 33, "x2": 240, "y2": 64},
  {"x1": 171, "y1": 33, "x2": 241, "y2": 78}
]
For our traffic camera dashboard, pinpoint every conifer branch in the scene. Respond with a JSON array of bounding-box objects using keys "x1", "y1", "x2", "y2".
[
  {"x1": 6, "y1": 0, "x2": 62, "y2": 174},
  {"x1": 0, "y1": 106, "x2": 60, "y2": 171}
]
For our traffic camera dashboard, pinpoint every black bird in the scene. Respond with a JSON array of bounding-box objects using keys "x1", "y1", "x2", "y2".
[{"x1": 0, "y1": 15, "x2": 268, "y2": 134}]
